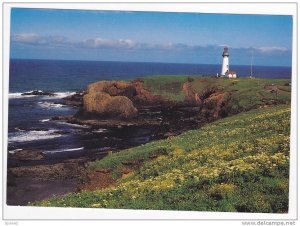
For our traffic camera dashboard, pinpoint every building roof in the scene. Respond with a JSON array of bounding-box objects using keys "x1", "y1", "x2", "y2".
[{"x1": 227, "y1": 71, "x2": 236, "y2": 74}]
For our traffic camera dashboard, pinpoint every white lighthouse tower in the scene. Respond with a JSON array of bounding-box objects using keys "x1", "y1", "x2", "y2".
[{"x1": 221, "y1": 47, "x2": 229, "y2": 76}]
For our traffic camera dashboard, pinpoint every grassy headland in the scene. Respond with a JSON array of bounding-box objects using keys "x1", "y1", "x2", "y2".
[
  {"x1": 142, "y1": 75, "x2": 290, "y2": 110},
  {"x1": 33, "y1": 102, "x2": 290, "y2": 212}
]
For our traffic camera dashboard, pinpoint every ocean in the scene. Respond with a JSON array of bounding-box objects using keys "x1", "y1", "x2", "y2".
[{"x1": 8, "y1": 59, "x2": 291, "y2": 162}]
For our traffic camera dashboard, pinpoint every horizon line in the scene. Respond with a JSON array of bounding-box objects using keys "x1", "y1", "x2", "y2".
[{"x1": 9, "y1": 58, "x2": 292, "y2": 68}]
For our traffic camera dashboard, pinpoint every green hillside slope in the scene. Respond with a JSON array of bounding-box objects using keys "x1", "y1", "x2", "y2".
[{"x1": 34, "y1": 105, "x2": 290, "y2": 213}]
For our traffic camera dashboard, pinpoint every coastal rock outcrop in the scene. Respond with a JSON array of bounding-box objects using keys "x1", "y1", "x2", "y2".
[
  {"x1": 65, "y1": 79, "x2": 235, "y2": 126},
  {"x1": 83, "y1": 88, "x2": 138, "y2": 119},
  {"x1": 87, "y1": 81, "x2": 136, "y2": 98},
  {"x1": 131, "y1": 80, "x2": 164, "y2": 105},
  {"x1": 80, "y1": 80, "x2": 166, "y2": 119},
  {"x1": 198, "y1": 86, "x2": 231, "y2": 121},
  {"x1": 9, "y1": 149, "x2": 45, "y2": 161},
  {"x1": 86, "y1": 80, "x2": 163, "y2": 105},
  {"x1": 63, "y1": 91, "x2": 86, "y2": 107}
]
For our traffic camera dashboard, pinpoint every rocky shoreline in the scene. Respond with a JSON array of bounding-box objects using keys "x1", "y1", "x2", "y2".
[
  {"x1": 7, "y1": 105, "x2": 202, "y2": 205},
  {"x1": 7, "y1": 78, "x2": 236, "y2": 205}
]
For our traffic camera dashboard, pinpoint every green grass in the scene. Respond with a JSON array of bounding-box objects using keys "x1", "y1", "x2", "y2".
[
  {"x1": 139, "y1": 75, "x2": 291, "y2": 115},
  {"x1": 142, "y1": 75, "x2": 190, "y2": 101},
  {"x1": 33, "y1": 105, "x2": 290, "y2": 213}
]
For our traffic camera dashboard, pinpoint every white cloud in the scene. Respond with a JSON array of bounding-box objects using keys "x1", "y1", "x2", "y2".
[
  {"x1": 11, "y1": 33, "x2": 291, "y2": 56},
  {"x1": 82, "y1": 38, "x2": 114, "y2": 48},
  {"x1": 119, "y1": 39, "x2": 136, "y2": 48},
  {"x1": 11, "y1": 33, "x2": 70, "y2": 47},
  {"x1": 80, "y1": 37, "x2": 137, "y2": 49},
  {"x1": 255, "y1": 46, "x2": 288, "y2": 53},
  {"x1": 11, "y1": 33, "x2": 42, "y2": 44}
]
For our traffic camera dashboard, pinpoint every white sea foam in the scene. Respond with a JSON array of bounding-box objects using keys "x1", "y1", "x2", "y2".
[
  {"x1": 92, "y1": 128, "x2": 108, "y2": 133},
  {"x1": 37, "y1": 101, "x2": 65, "y2": 109},
  {"x1": 56, "y1": 121, "x2": 90, "y2": 128},
  {"x1": 9, "y1": 91, "x2": 76, "y2": 99},
  {"x1": 8, "y1": 148, "x2": 23, "y2": 154},
  {"x1": 40, "y1": 119, "x2": 51, "y2": 122},
  {"x1": 54, "y1": 92, "x2": 76, "y2": 98},
  {"x1": 44, "y1": 147, "x2": 84, "y2": 154},
  {"x1": 42, "y1": 91, "x2": 76, "y2": 99},
  {"x1": 8, "y1": 129, "x2": 62, "y2": 143},
  {"x1": 9, "y1": 93, "x2": 35, "y2": 99},
  {"x1": 14, "y1": 127, "x2": 26, "y2": 132}
]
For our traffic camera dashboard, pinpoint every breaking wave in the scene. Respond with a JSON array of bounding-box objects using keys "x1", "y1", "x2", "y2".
[
  {"x1": 8, "y1": 148, "x2": 23, "y2": 154},
  {"x1": 9, "y1": 92, "x2": 35, "y2": 99},
  {"x1": 55, "y1": 121, "x2": 91, "y2": 128},
  {"x1": 9, "y1": 91, "x2": 76, "y2": 99},
  {"x1": 8, "y1": 129, "x2": 63, "y2": 143},
  {"x1": 39, "y1": 119, "x2": 51, "y2": 122},
  {"x1": 37, "y1": 101, "x2": 65, "y2": 109},
  {"x1": 44, "y1": 147, "x2": 84, "y2": 154}
]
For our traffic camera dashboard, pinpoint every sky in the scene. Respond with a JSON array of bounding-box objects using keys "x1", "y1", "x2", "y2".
[{"x1": 10, "y1": 8, "x2": 293, "y2": 66}]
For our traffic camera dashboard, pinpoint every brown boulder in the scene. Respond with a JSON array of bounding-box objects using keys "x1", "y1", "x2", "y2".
[
  {"x1": 104, "y1": 83, "x2": 137, "y2": 98},
  {"x1": 86, "y1": 80, "x2": 163, "y2": 105},
  {"x1": 87, "y1": 81, "x2": 110, "y2": 94},
  {"x1": 83, "y1": 92, "x2": 138, "y2": 119},
  {"x1": 83, "y1": 92, "x2": 111, "y2": 113},
  {"x1": 83, "y1": 80, "x2": 165, "y2": 118},
  {"x1": 87, "y1": 81, "x2": 136, "y2": 97},
  {"x1": 87, "y1": 81, "x2": 137, "y2": 98},
  {"x1": 106, "y1": 96, "x2": 138, "y2": 118}
]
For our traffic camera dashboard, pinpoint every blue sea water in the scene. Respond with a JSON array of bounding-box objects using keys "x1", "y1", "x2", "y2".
[
  {"x1": 9, "y1": 59, "x2": 291, "y2": 93},
  {"x1": 8, "y1": 59, "x2": 291, "y2": 159}
]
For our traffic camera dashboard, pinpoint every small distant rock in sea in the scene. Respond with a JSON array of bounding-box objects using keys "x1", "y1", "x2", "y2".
[
  {"x1": 9, "y1": 149, "x2": 45, "y2": 161},
  {"x1": 62, "y1": 91, "x2": 86, "y2": 107},
  {"x1": 21, "y1": 90, "x2": 56, "y2": 96}
]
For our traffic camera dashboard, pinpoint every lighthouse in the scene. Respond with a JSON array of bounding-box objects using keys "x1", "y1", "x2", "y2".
[
  {"x1": 221, "y1": 47, "x2": 229, "y2": 76},
  {"x1": 220, "y1": 47, "x2": 237, "y2": 78}
]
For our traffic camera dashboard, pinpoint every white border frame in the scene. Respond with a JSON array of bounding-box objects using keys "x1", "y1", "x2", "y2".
[{"x1": 1, "y1": 2, "x2": 298, "y2": 221}]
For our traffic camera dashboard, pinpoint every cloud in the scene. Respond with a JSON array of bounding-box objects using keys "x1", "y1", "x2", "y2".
[
  {"x1": 79, "y1": 38, "x2": 137, "y2": 49},
  {"x1": 11, "y1": 33, "x2": 42, "y2": 44},
  {"x1": 11, "y1": 33, "x2": 291, "y2": 56},
  {"x1": 10, "y1": 33, "x2": 204, "y2": 52},
  {"x1": 80, "y1": 38, "x2": 115, "y2": 48},
  {"x1": 255, "y1": 46, "x2": 289, "y2": 54},
  {"x1": 11, "y1": 33, "x2": 70, "y2": 48}
]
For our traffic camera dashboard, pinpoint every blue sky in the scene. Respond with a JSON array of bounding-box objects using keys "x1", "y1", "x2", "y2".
[{"x1": 10, "y1": 8, "x2": 293, "y2": 66}]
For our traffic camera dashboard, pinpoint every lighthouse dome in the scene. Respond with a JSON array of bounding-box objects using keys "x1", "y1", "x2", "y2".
[{"x1": 222, "y1": 47, "x2": 229, "y2": 57}]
